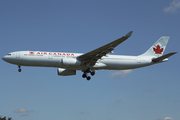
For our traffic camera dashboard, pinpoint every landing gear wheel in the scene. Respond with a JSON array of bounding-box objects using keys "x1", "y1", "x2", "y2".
[
  {"x1": 86, "y1": 68, "x2": 91, "y2": 73},
  {"x1": 18, "y1": 66, "x2": 21, "y2": 72},
  {"x1": 90, "y1": 71, "x2": 95, "y2": 76},
  {"x1": 82, "y1": 68, "x2": 94, "y2": 80},
  {"x1": 18, "y1": 69, "x2": 21, "y2": 72},
  {"x1": 86, "y1": 76, "x2": 91, "y2": 81},
  {"x1": 82, "y1": 74, "x2": 87, "y2": 78}
]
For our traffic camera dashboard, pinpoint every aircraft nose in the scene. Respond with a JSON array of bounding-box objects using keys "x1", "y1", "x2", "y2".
[
  {"x1": 2, "y1": 54, "x2": 16, "y2": 64},
  {"x1": 2, "y1": 56, "x2": 7, "y2": 61}
]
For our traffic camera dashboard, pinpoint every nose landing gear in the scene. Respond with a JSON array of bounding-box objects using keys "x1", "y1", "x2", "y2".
[
  {"x1": 82, "y1": 68, "x2": 95, "y2": 81},
  {"x1": 18, "y1": 65, "x2": 21, "y2": 72}
]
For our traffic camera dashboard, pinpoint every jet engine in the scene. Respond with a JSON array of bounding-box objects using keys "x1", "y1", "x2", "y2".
[
  {"x1": 61, "y1": 58, "x2": 81, "y2": 66},
  {"x1": 57, "y1": 68, "x2": 76, "y2": 76}
]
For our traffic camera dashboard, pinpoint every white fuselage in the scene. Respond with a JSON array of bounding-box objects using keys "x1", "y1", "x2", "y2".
[{"x1": 2, "y1": 51, "x2": 159, "y2": 71}]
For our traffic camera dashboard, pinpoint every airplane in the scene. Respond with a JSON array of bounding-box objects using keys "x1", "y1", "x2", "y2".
[{"x1": 2, "y1": 31, "x2": 177, "y2": 80}]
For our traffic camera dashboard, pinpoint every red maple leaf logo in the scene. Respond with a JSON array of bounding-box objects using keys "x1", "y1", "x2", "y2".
[{"x1": 153, "y1": 45, "x2": 163, "y2": 54}]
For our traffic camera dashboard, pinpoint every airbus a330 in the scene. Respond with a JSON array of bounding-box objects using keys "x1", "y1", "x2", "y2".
[{"x1": 2, "y1": 31, "x2": 177, "y2": 80}]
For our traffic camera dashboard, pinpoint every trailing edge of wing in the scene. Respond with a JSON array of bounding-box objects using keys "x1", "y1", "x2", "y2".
[{"x1": 152, "y1": 52, "x2": 177, "y2": 62}]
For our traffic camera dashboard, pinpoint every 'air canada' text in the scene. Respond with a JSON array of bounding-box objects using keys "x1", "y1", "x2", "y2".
[{"x1": 30, "y1": 52, "x2": 74, "y2": 56}]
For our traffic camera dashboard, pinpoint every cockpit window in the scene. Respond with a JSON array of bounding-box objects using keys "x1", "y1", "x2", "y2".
[{"x1": 7, "y1": 54, "x2": 11, "y2": 56}]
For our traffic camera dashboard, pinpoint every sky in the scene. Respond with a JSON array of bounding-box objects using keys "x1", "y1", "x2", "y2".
[{"x1": 0, "y1": 0, "x2": 180, "y2": 120}]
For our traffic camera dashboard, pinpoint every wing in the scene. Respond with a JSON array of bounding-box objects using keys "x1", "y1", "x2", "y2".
[{"x1": 77, "y1": 31, "x2": 133, "y2": 66}]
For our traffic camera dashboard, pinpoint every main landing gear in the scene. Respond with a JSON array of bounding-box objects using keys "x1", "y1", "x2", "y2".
[
  {"x1": 18, "y1": 65, "x2": 21, "y2": 72},
  {"x1": 82, "y1": 68, "x2": 95, "y2": 81}
]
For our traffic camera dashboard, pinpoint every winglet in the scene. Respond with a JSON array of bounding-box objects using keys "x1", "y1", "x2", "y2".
[{"x1": 125, "y1": 31, "x2": 133, "y2": 38}]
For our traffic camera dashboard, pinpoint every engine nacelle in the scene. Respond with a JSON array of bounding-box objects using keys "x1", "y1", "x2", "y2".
[
  {"x1": 62, "y1": 58, "x2": 81, "y2": 66},
  {"x1": 57, "y1": 68, "x2": 76, "y2": 76}
]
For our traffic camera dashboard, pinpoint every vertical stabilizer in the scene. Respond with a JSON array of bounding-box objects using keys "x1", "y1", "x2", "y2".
[{"x1": 140, "y1": 36, "x2": 169, "y2": 57}]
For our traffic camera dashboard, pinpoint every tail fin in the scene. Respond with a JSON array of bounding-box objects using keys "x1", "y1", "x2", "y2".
[{"x1": 140, "y1": 36, "x2": 169, "y2": 57}]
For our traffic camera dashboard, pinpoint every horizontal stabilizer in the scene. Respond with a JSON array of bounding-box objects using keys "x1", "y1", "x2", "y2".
[{"x1": 152, "y1": 52, "x2": 177, "y2": 62}]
